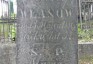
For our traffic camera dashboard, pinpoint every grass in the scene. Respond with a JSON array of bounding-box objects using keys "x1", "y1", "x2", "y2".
[
  {"x1": 79, "y1": 56, "x2": 93, "y2": 64},
  {"x1": 78, "y1": 20, "x2": 93, "y2": 42}
]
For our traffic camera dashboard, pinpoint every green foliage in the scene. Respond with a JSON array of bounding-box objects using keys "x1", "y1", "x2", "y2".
[
  {"x1": 79, "y1": 56, "x2": 93, "y2": 64},
  {"x1": 0, "y1": 13, "x2": 16, "y2": 41},
  {"x1": 78, "y1": 23, "x2": 93, "y2": 41},
  {"x1": 9, "y1": 24, "x2": 16, "y2": 39},
  {"x1": 11, "y1": 13, "x2": 16, "y2": 18},
  {"x1": 10, "y1": 13, "x2": 16, "y2": 40}
]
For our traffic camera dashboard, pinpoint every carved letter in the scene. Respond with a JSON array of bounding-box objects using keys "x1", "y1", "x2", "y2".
[
  {"x1": 20, "y1": 9, "x2": 26, "y2": 18},
  {"x1": 41, "y1": 9, "x2": 45, "y2": 18},
  {"x1": 56, "y1": 48, "x2": 63, "y2": 55},
  {"x1": 30, "y1": 9, "x2": 33, "y2": 18},
  {"x1": 48, "y1": 9, "x2": 54, "y2": 17}
]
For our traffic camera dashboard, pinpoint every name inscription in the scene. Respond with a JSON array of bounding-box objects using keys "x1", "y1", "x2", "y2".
[{"x1": 20, "y1": 9, "x2": 72, "y2": 18}]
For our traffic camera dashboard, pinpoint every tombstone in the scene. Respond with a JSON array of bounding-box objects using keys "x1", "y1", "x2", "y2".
[{"x1": 17, "y1": 0, "x2": 78, "y2": 64}]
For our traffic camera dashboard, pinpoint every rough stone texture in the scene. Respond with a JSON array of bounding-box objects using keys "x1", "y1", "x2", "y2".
[
  {"x1": 0, "y1": 43, "x2": 92, "y2": 64},
  {"x1": 78, "y1": 43, "x2": 93, "y2": 58},
  {"x1": 0, "y1": 43, "x2": 16, "y2": 64},
  {"x1": 17, "y1": 0, "x2": 78, "y2": 64}
]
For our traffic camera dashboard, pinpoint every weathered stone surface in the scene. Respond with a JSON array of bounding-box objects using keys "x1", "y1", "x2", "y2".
[
  {"x1": 78, "y1": 43, "x2": 93, "y2": 58},
  {"x1": 17, "y1": 0, "x2": 78, "y2": 64},
  {"x1": 0, "y1": 43, "x2": 16, "y2": 64}
]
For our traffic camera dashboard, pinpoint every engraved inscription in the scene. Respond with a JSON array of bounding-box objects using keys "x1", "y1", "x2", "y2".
[
  {"x1": 17, "y1": 0, "x2": 77, "y2": 64},
  {"x1": 39, "y1": 61, "x2": 63, "y2": 64},
  {"x1": 34, "y1": 0, "x2": 64, "y2": 1},
  {"x1": 21, "y1": 21, "x2": 75, "y2": 43},
  {"x1": 56, "y1": 48, "x2": 64, "y2": 56},
  {"x1": 20, "y1": 9, "x2": 72, "y2": 18},
  {"x1": 29, "y1": 44, "x2": 64, "y2": 56},
  {"x1": 29, "y1": 44, "x2": 44, "y2": 56},
  {"x1": 30, "y1": 49, "x2": 38, "y2": 55},
  {"x1": 29, "y1": 44, "x2": 65, "y2": 64},
  {"x1": 24, "y1": 33, "x2": 69, "y2": 43}
]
